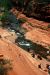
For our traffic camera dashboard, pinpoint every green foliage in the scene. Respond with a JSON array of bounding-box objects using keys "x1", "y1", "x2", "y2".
[
  {"x1": 42, "y1": 26, "x2": 48, "y2": 30},
  {"x1": 0, "y1": 16, "x2": 2, "y2": 21},
  {"x1": 0, "y1": 11, "x2": 9, "y2": 21},
  {"x1": 18, "y1": 18, "x2": 27, "y2": 23},
  {"x1": 0, "y1": 58, "x2": 12, "y2": 75},
  {"x1": 0, "y1": 65, "x2": 6, "y2": 75},
  {"x1": 48, "y1": 24, "x2": 50, "y2": 28},
  {"x1": 48, "y1": 46, "x2": 50, "y2": 50},
  {"x1": 26, "y1": 0, "x2": 33, "y2": 12},
  {"x1": 0, "y1": 0, "x2": 13, "y2": 10},
  {"x1": 18, "y1": 0, "x2": 24, "y2": 8},
  {"x1": 28, "y1": 22, "x2": 34, "y2": 27},
  {"x1": 0, "y1": 10, "x2": 17, "y2": 23}
]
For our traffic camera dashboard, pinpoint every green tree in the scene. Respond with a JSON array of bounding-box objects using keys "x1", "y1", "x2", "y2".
[{"x1": 0, "y1": 0, "x2": 13, "y2": 10}]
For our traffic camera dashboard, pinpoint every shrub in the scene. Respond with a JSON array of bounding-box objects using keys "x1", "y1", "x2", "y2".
[
  {"x1": 0, "y1": 0, "x2": 13, "y2": 10},
  {"x1": 18, "y1": 0, "x2": 24, "y2": 8},
  {"x1": 0, "y1": 65, "x2": 6, "y2": 75},
  {"x1": 28, "y1": 22, "x2": 33, "y2": 27},
  {"x1": 0, "y1": 10, "x2": 10, "y2": 22},
  {"x1": 25, "y1": 0, "x2": 34, "y2": 15},
  {"x1": 42, "y1": 26, "x2": 48, "y2": 30},
  {"x1": 0, "y1": 58, "x2": 12, "y2": 75},
  {"x1": 18, "y1": 18, "x2": 27, "y2": 23},
  {"x1": 48, "y1": 24, "x2": 50, "y2": 28}
]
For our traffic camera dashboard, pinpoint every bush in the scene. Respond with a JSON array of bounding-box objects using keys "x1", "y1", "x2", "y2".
[
  {"x1": 0, "y1": 58, "x2": 12, "y2": 75},
  {"x1": 18, "y1": 18, "x2": 27, "y2": 23},
  {"x1": 48, "y1": 24, "x2": 50, "y2": 28},
  {"x1": 42, "y1": 26, "x2": 48, "y2": 30},
  {"x1": 0, "y1": 65, "x2": 6, "y2": 75},
  {"x1": 28, "y1": 22, "x2": 33, "y2": 27},
  {"x1": 18, "y1": 0, "x2": 24, "y2": 8},
  {"x1": 25, "y1": 0, "x2": 34, "y2": 15},
  {"x1": 0, "y1": 0, "x2": 13, "y2": 10},
  {"x1": 0, "y1": 10, "x2": 10, "y2": 21}
]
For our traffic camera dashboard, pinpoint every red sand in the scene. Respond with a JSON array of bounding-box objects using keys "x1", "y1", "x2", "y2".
[{"x1": 0, "y1": 37, "x2": 48, "y2": 75}]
